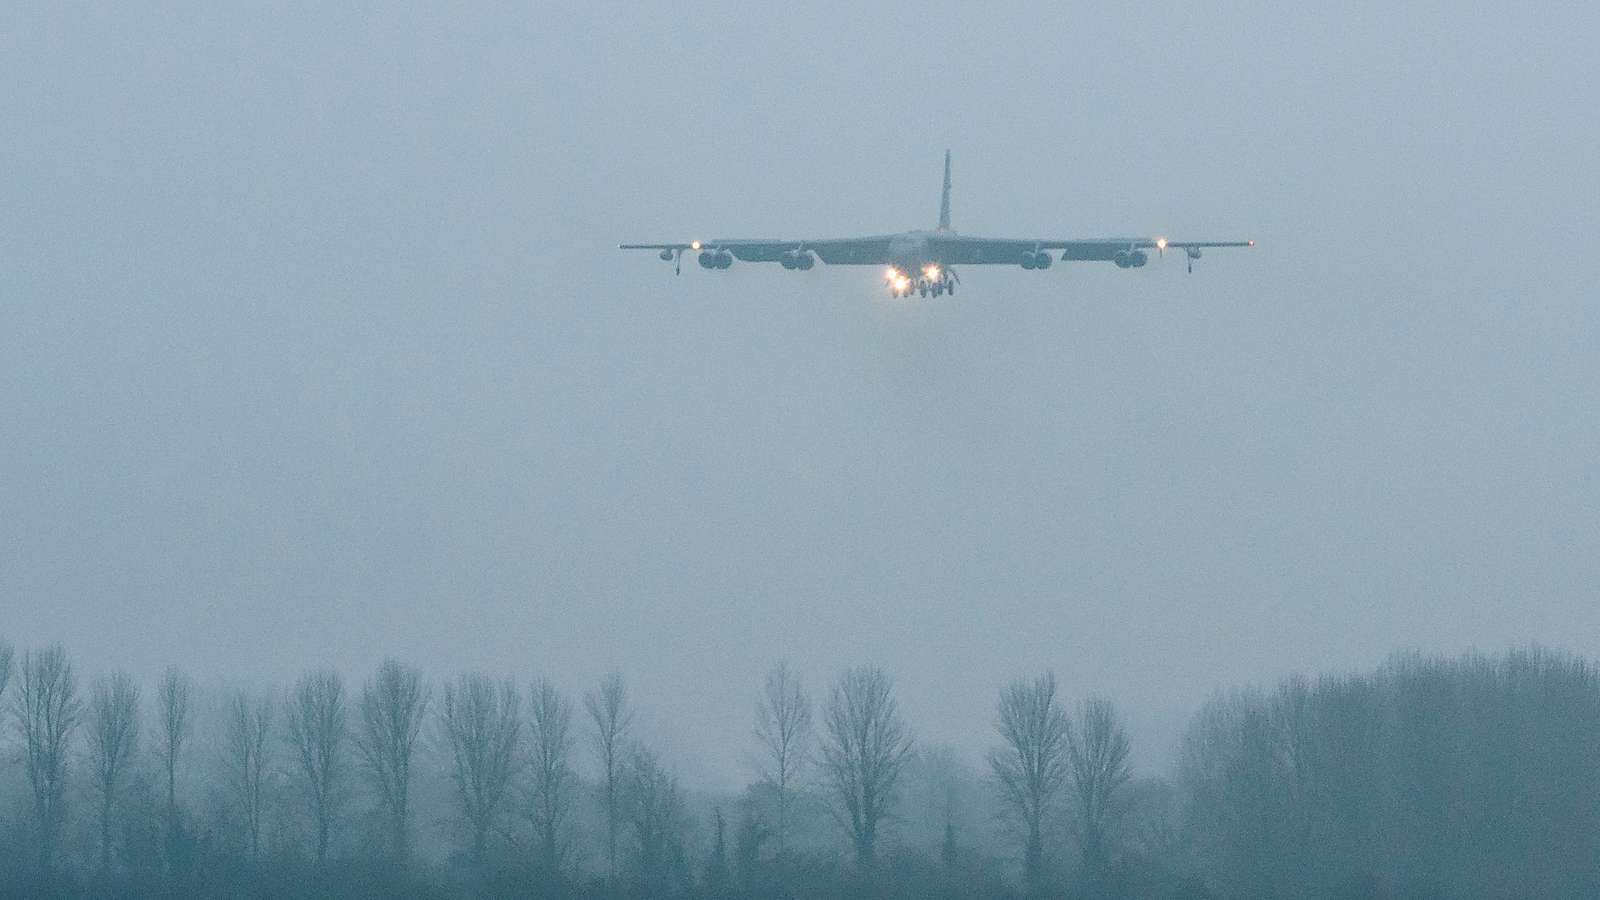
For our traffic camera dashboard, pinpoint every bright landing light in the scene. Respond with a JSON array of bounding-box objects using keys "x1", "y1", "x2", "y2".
[
  {"x1": 885, "y1": 267, "x2": 900, "y2": 280},
  {"x1": 1155, "y1": 237, "x2": 1168, "y2": 251},
  {"x1": 923, "y1": 265, "x2": 940, "y2": 279},
  {"x1": 691, "y1": 240, "x2": 702, "y2": 250}
]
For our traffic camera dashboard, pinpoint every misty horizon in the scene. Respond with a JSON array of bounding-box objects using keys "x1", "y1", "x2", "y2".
[{"x1": 3, "y1": 2, "x2": 1597, "y2": 897}]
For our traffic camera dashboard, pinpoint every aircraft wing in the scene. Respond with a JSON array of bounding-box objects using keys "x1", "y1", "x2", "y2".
[
  {"x1": 927, "y1": 234, "x2": 1254, "y2": 265},
  {"x1": 619, "y1": 236, "x2": 899, "y2": 265}
]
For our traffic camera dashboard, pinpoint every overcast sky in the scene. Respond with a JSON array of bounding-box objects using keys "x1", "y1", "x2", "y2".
[{"x1": 3, "y1": 2, "x2": 1597, "y2": 787}]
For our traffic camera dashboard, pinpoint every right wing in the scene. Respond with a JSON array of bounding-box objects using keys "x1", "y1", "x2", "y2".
[{"x1": 619, "y1": 236, "x2": 898, "y2": 265}]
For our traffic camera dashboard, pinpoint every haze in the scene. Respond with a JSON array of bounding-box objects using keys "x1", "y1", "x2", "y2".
[{"x1": 2, "y1": 2, "x2": 1596, "y2": 790}]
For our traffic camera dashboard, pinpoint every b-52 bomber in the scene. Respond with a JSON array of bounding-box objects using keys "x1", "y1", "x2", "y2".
[{"x1": 621, "y1": 151, "x2": 1252, "y2": 298}]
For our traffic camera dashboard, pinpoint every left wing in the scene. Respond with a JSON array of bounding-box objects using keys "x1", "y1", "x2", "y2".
[{"x1": 927, "y1": 234, "x2": 1253, "y2": 265}]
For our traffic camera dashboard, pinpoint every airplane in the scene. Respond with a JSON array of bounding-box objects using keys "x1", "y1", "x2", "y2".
[{"x1": 621, "y1": 151, "x2": 1252, "y2": 298}]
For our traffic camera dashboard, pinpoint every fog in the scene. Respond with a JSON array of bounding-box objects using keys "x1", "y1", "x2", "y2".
[{"x1": 3, "y1": 0, "x2": 1596, "y2": 808}]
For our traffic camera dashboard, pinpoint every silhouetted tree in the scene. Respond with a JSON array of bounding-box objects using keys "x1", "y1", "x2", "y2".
[
  {"x1": 441, "y1": 672, "x2": 521, "y2": 865},
  {"x1": 585, "y1": 671, "x2": 632, "y2": 885},
  {"x1": 356, "y1": 659, "x2": 429, "y2": 863},
  {"x1": 17, "y1": 644, "x2": 81, "y2": 871},
  {"x1": 733, "y1": 806, "x2": 770, "y2": 890},
  {"x1": 527, "y1": 677, "x2": 576, "y2": 876},
  {"x1": 821, "y1": 665, "x2": 912, "y2": 868},
  {"x1": 89, "y1": 671, "x2": 141, "y2": 871},
  {"x1": 157, "y1": 665, "x2": 192, "y2": 861},
  {"x1": 287, "y1": 668, "x2": 348, "y2": 864},
  {"x1": 705, "y1": 806, "x2": 732, "y2": 898},
  {"x1": 626, "y1": 743, "x2": 686, "y2": 894},
  {"x1": 754, "y1": 660, "x2": 812, "y2": 862},
  {"x1": 224, "y1": 690, "x2": 273, "y2": 860},
  {"x1": 990, "y1": 671, "x2": 1070, "y2": 892},
  {"x1": 0, "y1": 639, "x2": 12, "y2": 708},
  {"x1": 1067, "y1": 696, "x2": 1132, "y2": 888}
]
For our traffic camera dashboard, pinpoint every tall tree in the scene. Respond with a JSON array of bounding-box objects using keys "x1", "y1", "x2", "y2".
[
  {"x1": 527, "y1": 678, "x2": 576, "y2": 876},
  {"x1": 0, "y1": 639, "x2": 13, "y2": 707},
  {"x1": 157, "y1": 665, "x2": 193, "y2": 857},
  {"x1": 754, "y1": 661, "x2": 812, "y2": 861},
  {"x1": 16, "y1": 644, "x2": 82, "y2": 870},
  {"x1": 1067, "y1": 696, "x2": 1132, "y2": 885},
  {"x1": 626, "y1": 743, "x2": 685, "y2": 894},
  {"x1": 820, "y1": 665, "x2": 912, "y2": 868},
  {"x1": 990, "y1": 671, "x2": 1071, "y2": 892},
  {"x1": 89, "y1": 672, "x2": 141, "y2": 871},
  {"x1": 705, "y1": 807, "x2": 732, "y2": 898},
  {"x1": 286, "y1": 668, "x2": 348, "y2": 865},
  {"x1": 585, "y1": 671, "x2": 632, "y2": 884},
  {"x1": 225, "y1": 690, "x2": 273, "y2": 860},
  {"x1": 355, "y1": 659, "x2": 429, "y2": 863},
  {"x1": 441, "y1": 672, "x2": 522, "y2": 865}
]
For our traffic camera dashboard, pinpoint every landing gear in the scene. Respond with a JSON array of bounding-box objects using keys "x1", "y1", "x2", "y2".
[{"x1": 885, "y1": 266, "x2": 957, "y2": 298}]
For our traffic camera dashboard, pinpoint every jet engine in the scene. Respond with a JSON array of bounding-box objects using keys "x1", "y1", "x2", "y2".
[
  {"x1": 1113, "y1": 250, "x2": 1149, "y2": 268},
  {"x1": 780, "y1": 251, "x2": 815, "y2": 270},
  {"x1": 699, "y1": 250, "x2": 733, "y2": 269}
]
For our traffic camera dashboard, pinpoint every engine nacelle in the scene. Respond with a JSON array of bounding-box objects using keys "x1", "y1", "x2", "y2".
[
  {"x1": 793, "y1": 252, "x2": 815, "y2": 270},
  {"x1": 1033, "y1": 251, "x2": 1053, "y2": 270},
  {"x1": 1020, "y1": 252, "x2": 1038, "y2": 270},
  {"x1": 1113, "y1": 250, "x2": 1149, "y2": 268},
  {"x1": 658, "y1": 249, "x2": 674, "y2": 261},
  {"x1": 699, "y1": 250, "x2": 733, "y2": 269}
]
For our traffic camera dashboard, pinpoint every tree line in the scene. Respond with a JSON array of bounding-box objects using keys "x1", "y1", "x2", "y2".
[{"x1": 1, "y1": 641, "x2": 1597, "y2": 899}]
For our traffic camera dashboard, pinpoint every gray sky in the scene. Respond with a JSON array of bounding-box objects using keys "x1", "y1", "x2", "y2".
[{"x1": 3, "y1": 2, "x2": 1597, "y2": 786}]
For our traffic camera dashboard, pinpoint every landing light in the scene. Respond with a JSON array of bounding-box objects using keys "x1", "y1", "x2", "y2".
[
  {"x1": 691, "y1": 240, "x2": 702, "y2": 250},
  {"x1": 885, "y1": 267, "x2": 900, "y2": 280},
  {"x1": 1156, "y1": 237, "x2": 1168, "y2": 251},
  {"x1": 923, "y1": 265, "x2": 940, "y2": 279}
]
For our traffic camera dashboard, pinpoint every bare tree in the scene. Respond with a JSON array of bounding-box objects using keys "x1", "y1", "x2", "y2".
[
  {"x1": 821, "y1": 665, "x2": 912, "y2": 868},
  {"x1": 157, "y1": 665, "x2": 193, "y2": 853},
  {"x1": 224, "y1": 690, "x2": 273, "y2": 860},
  {"x1": 286, "y1": 668, "x2": 348, "y2": 864},
  {"x1": 356, "y1": 659, "x2": 429, "y2": 863},
  {"x1": 754, "y1": 661, "x2": 812, "y2": 861},
  {"x1": 625, "y1": 743, "x2": 685, "y2": 893},
  {"x1": 585, "y1": 671, "x2": 632, "y2": 884},
  {"x1": 989, "y1": 671, "x2": 1071, "y2": 891},
  {"x1": 0, "y1": 640, "x2": 13, "y2": 706},
  {"x1": 89, "y1": 672, "x2": 141, "y2": 871},
  {"x1": 527, "y1": 677, "x2": 576, "y2": 876},
  {"x1": 441, "y1": 672, "x2": 522, "y2": 865},
  {"x1": 16, "y1": 645, "x2": 82, "y2": 870},
  {"x1": 1066, "y1": 695, "x2": 1133, "y2": 883}
]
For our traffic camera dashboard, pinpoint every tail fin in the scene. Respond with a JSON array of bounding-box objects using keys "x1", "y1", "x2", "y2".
[{"x1": 938, "y1": 150, "x2": 952, "y2": 231}]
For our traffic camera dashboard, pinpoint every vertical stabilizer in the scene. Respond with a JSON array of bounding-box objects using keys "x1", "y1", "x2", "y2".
[{"x1": 938, "y1": 150, "x2": 952, "y2": 231}]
